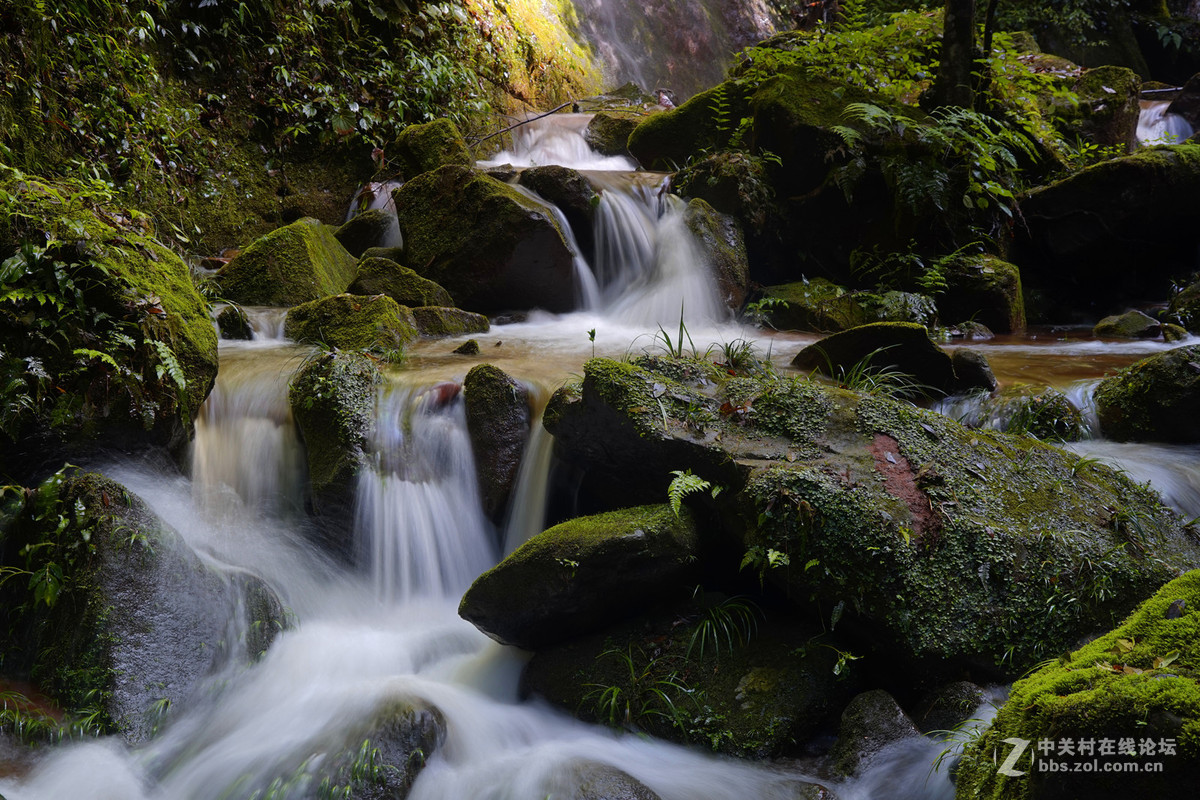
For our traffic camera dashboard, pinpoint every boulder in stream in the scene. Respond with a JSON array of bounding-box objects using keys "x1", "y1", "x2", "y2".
[
  {"x1": 790, "y1": 322, "x2": 961, "y2": 398},
  {"x1": 347, "y1": 256, "x2": 455, "y2": 308},
  {"x1": 283, "y1": 294, "x2": 419, "y2": 353},
  {"x1": 516, "y1": 165, "x2": 597, "y2": 261},
  {"x1": 412, "y1": 307, "x2": 490, "y2": 337},
  {"x1": 218, "y1": 217, "x2": 358, "y2": 306},
  {"x1": 682, "y1": 198, "x2": 749, "y2": 310},
  {"x1": 829, "y1": 690, "x2": 921, "y2": 777},
  {"x1": 1094, "y1": 343, "x2": 1200, "y2": 442},
  {"x1": 462, "y1": 364, "x2": 530, "y2": 520},
  {"x1": 1093, "y1": 309, "x2": 1162, "y2": 339},
  {"x1": 0, "y1": 471, "x2": 285, "y2": 744},
  {"x1": 334, "y1": 209, "x2": 400, "y2": 258},
  {"x1": 583, "y1": 112, "x2": 639, "y2": 158},
  {"x1": 394, "y1": 165, "x2": 578, "y2": 314},
  {"x1": 937, "y1": 254, "x2": 1026, "y2": 334},
  {"x1": 390, "y1": 117, "x2": 474, "y2": 178}
]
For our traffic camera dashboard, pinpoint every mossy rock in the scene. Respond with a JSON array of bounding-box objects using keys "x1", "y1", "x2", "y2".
[
  {"x1": 462, "y1": 364, "x2": 529, "y2": 520},
  {"x1": 938, "y1": 254, "x2": 1026, "y2": 334},
  {"x1": 1167, "y1": 71, "x2": 1200, "y2": 131},
  {"x1": 758, "y1": 279, "x2": 871, "y2": 332},
  {"x1": 412, "y1": 306, "x2": 490, "y2": 337},
  {"x1": 1094, "y1": 309, "x2": 1162, "y2": 338},
  {"x1": 0, "y1": 172, "x2": 218, "y2": 480},
  {"x1": 1169, "y1": 278, "x2": 1200, "y2": 332},
  {"x1": 0, "y1": 471, "x2": 285, "y2": 744},
  {"x1": 347, "y1": 256, "x2": 454, "y2": 308},
  {"x1": 390, "y1": 117, "x2": 474, "y2": 179},
  {"x1": 287, "y1": 351, "x2": 380, "y2": 559},
  {"x1": 673, "y1": 150, "x2": 775, "y2": 237},
  {"x1": 790, "y1": 322, "x2": 960, "y2": 397},
  {"x1": 334, "y1": 209, "x2": 401, "y2": 258},
  {"x1": 516, "y1": 165, "x2": 597, "y2": 259},
  {"x1": 1094, "y1": 344, "x2": 1200, "y2": 441},
  {"x1": 960, "y1": 384, "x2": 1087, "y2": 442},
  {"x1": 459, "y1": 504, "x2": 701, "y2": 649},
  {"x1": 583, "y1": 113, "x2": 639, "y2": 157},
  {"x1": 829, "y1": 690, "x2": 920, "y2": 777},
  {"x1": 955, "y1": 569, "x2": 1200, "y2": 800},
  {"x1": 284, "y1": 294, "x2": 418, "y2": 352},
  {"x1": 394, "y1": 165, "x2": 578, "y2": 313},
  {"x1": 216, "y1": 305, "x2": 253, "y2": 340},
  {"x1": 951, "y1": 348, "x2": 999, "y2": 393},
  {"x1": 682, "y1": 198, "x2": 749, "y2": 310},
  {"x1": 1069, "y1": 65, "x2": 1142, "y2": 152},
  {"x1": 544, "y1": 357, "x2": 1200, "y2": 674},
  {"x1": 521, "y1": 594, "x2": 853, "y2": 760},
  {"x1": 911, "y1": 680, "x2": 986, "y2": 734},
  {"x1": 218, "y1": 217, "x2": 358, "y2": 306}
]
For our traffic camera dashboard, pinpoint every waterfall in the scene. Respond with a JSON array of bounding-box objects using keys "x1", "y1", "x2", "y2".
[
  {"x1": 356, "y1": 381, "x2": 498, "y2": 601},
  {"x1": 1137, "y1": 100, "x2": 1194, "y2": 145},
  {"x1": 481, "y1": 113, "x2": 638, "y2": 171}
]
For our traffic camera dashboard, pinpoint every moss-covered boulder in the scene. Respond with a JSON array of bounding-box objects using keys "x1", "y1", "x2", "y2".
[
  {"x1": 521, "y1": 594, "x2": 852, "y2": 760},
  {"x1": 1094, "y1": 344, "x2": 1200, "y2": 441},
  {"x1": 543, "y1": 357, "x2": 1200, "y2": 673},
  {"x1": 1070, "y1": 65, "x2": 1142, "y2": 152},
  {"x1": 938, "y1": 254, "x2": 1026, "y2": 334},
  {"x1": 288, "y1": 351, "x2": 380, "y2": 557},
  {"x1": 911, "y1": 680, "x2": 986, "y2": 734},
  {"x1": 459, "y1": 505, "x2": 701, "y2": 649},
  {"x1": 1094, "y1": 309, "x2": 1163, "y2": 338},
  {"x1": 790, "y1": 322, "x2": 960, "y2": 397},
  {"x1": 412, "y1": 307, "x2": 490, "y2": 337},
  {"x1": 674, "y1": 151, "x2": 776, "y2": 238},
  {"x1": 0, "y1": 172, "x2": 218, "y2": 480},
  {"x1": 334, "y1": 209, "x2": 401, "y2": 258},
  {"x1": 756, "y1": 279, "x2": 870, "y2": 332},
  {"x1": 683, "y1": 198, "x2": 749, "y2": 310},
  {"x1": 956, "y1": 384, "x2": 1087, "y2": 442},
  {"x1": 283, "y1": 294, "x2": 418, "y2": 352},
  {"x1": 516, "y1": 165, "x2": 597, "y2": 261},
  {"x1": 390, "y1": 117, "x2": 474, "y2": 179},
  {"x1": 216, "y1": 304, "x2": 253, "y2": 340},
  {"x1": 584, "y1": 113, "x2": 639, "y2": 158},
  {"x1": 0, "y1": 471, "x2": 285, "y2": 744},
  {"x1": 462, "y1": 364, "x2": 530, "y2": 520},
  {"x1": 829, "y1": 690, "x2": 920, "y2": 777},
  {"x1": 1015, "y1": 144, "x2": 1200, "y2": 316},
  {"x1": 394, "y1": 165, "x2": 578, "y2": 313},
  {"x1": 1169, "y1": 277, "x2": 1200, "y2": 332},
  {"x1": 218, "y1": 217, "x2": 358, "y2": 306},
  {"x1": 346, "y1": 256, "x2": 454, "y2": 308},
  {"x1": 955, "y1": 569, "x2": 1200, "y2": 800}
]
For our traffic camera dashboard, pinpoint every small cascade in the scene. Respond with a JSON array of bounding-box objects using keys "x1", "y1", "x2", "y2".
[
  {"x1": 501, "y1": 386, "x2": 558, "y2": 555},
  {"x1": 191, "y1": 349, "x2": 307, "y2": 521},
  {"x1": 1067, "y1": 440, "x2": 1200, "y2": 518},
  {"x1": 355, "y1": 381, "x2": 498, "y2": 601},
  {"x1": 509, "y1": 182, "x2": 601, "y2": 309},
  {"x1": 344, "y1": 178, "x2": 404, "y2": 249},
  {"x1": 241, "y1": 306, "x2": 289, "y2": 341},
  {"x1": 1138, "y1": 100, "x2": 1194, "y2": 145},
  {"x1": 591, "y1": 176, "x2": 659, "y2": 301},
  {"x1": 482, "y1": 113, "x2": 637, "y2": 171}
]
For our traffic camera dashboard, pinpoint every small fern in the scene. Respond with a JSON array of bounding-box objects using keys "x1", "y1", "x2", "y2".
[
  {"x1": 149, "y1": 340, "x2": 186, "y2": 391},
  {"x1": 72, "y1": 348, "x2": 120, "y2": 370},
  {"x1": 667, "y1": 469, "x2": 722, "y2": 517}
]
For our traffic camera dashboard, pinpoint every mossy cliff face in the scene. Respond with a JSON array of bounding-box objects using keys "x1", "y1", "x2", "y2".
[
  {"x1": 1094, "y1": 344, "x2": 1200, "y2": 442},
  {"x1": 394, "y1": 165, "x2": 578, "y2": 314},
  {"x1": 459, "y1": 504, "x2": 700, "y2": 649},
  {"x1": 955, "y1": 569, "x2": 1200, "y2": 800},
  {"x1": 0, "y1": 171, "x2": 218, "y2": 480},
  {"x1": 218, "y1": 217, "x2": 358, "y2": 307},
  {"x1": 0, "y1": 471, "x2": 284, "y2": 743},
  {"x1": 543, "y1": 357, "x2": 1200, "y2": 674},
  {"x1": 283, "y1": 294, "x2": 419, "y2": 353}
]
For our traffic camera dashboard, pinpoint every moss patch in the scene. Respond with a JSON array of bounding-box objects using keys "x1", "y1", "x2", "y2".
[
  {"x1": 283, "y1": 294, "x2": 418, "y2": 352},
  {"x1": 218, "y1": 218, "x2": 358, "y2": 306}
]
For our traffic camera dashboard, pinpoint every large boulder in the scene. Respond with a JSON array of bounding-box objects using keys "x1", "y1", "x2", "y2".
[
  {"x1": 1069, "y1": 65, "x2": 1142, "y2": 152},
  {"x1": 412, "y1": 307, "x2": 490, "y2": 337},
  {"x1": 829, "y1": 690, "x2": 920, "y2": 777},
  {"x1": 390, "y1": 117, "x2": 474, "y2": 179},
  {"x1": 0, "y1": 173, "x2": 218, "y2": 481},
  {"x1": 394, "y1": 166, "x2": 579, "y2": 313},
  {"x1": 682, "y1": 199, "x2": 749, "y2": 310},
  {"x1": 334, "y1": 209, "x2": 401, "y2": 258},
  {"x1": 462, "y1": 364, "x2": 530, "y2": 519},
  {"x1": 937, "y1": 254, "x2": 1026, "y2": 334},
  {"x1": 217, "y1": 217, "x2": 358, "y2": 306},
  {"x1": 544, "y1": 356, "x2": 1200, "y2": 674},
  {"x1": 1094, "y1": 344, "x2": 1200, "y2": 441},
  {"x1": 284, "y1": 294, "x2": 418, "y2": 352},
  {"x1": 347, "y1": 256, "x2": 454, "y2": 308},
  {"x1": 459, "y1": 504, "x2": 701, "y2": 649},
  {"x1": 516, "y1": 165, "x2": 597, "y2": 261},
  {"x1": 955, "y1": 569, "x2": 1200, "y2": 800},
  {"x1": 288, "y1": 351, "x2": 380, "y2": 558},
  {"x1": 790, "y1": 322, "x2": 961, "y2": 397},
  {"x1": 0, "y1": 471, "x2": 285, "y2": 744},
  {"x1": 583, "y1": 113, "x2": 639, "y2": 158},
  {"x1": 1093, "y1": 309, "x2": 1163, "y2": 339},
  {"x1": 1014, "y1": 144, "x2": 1200, "y2": 317}
]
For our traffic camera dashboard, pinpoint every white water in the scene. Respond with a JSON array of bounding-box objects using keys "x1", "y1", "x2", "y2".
[{"x1": 1138, "y1": 100, "x2": 1194, "y2": 145}]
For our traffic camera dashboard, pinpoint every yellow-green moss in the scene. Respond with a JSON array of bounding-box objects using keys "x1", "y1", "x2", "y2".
[
  {"x1": 283, "y1": 294, "x2": 418, "y2": 352},
  {"x1": 218, "y1": 218, "x2": 358, "y2": 306}
]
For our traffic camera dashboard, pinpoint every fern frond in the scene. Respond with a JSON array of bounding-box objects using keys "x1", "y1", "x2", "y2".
[
  {"x1": 667, "y1": 469, "x2": 711, "y2": 517},
  {"x1": 149, "y1": 340, "x2": 186, "y2": 390}
]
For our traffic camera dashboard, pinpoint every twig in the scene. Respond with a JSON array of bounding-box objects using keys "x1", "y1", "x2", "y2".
[{"x1": 471, "y1": 101, "x2": 575, "y2": 146}]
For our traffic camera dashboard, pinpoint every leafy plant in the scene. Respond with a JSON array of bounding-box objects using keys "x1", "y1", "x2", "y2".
[
  {"x1": 667, "y1": 469, "x2": 722, "y2": 517},
  {"x1": 687, "y1": 594, "x2": 761, "y2": 660},
  {"x1": 583, "y1": 646, "x2": 703, "y2": 737}
]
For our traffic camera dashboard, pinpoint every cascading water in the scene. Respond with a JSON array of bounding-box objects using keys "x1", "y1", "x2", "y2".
[{"x1": 1137, "y1": 100, "x2": 1194, "y2": 145}]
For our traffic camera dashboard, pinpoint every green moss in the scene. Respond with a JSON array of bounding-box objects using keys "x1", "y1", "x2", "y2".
[
  {"x1": 939, "y1": 254, "x2": 1026, "y2": 334},
  {"x1": 348, "y1": 256, "x2": 455, "y2": 308},
  {"x1": 283, "y1": 294, "x2": 418, "y2": 352},
  {"x1": 391, "y1": 118, "x2": 474, "y2": 179},
  {"x1": 412, "y1": 307, "x2": 490, "y2": 337},
  {"x1": 1094, "y1": 344, "x2": 1200, "y2": 442},
  {"x1": 218, "y1": 218, "x2": 358, "y2": 306},
  {"x1": 760, "y1": 279, "x2": 871, "y2": 332}
]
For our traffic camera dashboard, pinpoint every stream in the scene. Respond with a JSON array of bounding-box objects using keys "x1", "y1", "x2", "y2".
[{"x1": 2, "y1": 114, "x2": 1198, "y2": 800}]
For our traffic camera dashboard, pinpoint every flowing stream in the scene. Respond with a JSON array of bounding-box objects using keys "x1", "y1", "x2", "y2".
[{"x1": 4, "y1": 115, "x2": 1200, "y2": 800}]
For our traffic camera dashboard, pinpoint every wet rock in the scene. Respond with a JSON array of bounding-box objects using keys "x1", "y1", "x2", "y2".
[
  {"x1": 583, "y1": 112, "x2": 639, "y2": 157},
  {"x1": 347, "y1": 256, "x2": 454, "y2": 308},
  {"x1": 790, "y1": 322, "x2": 959, "y2": 397},
  {"x1": 830, "y1": 690, "x2": 920, "y2": 777},
  {"x1": 1169, "y1": 277, "x2": 1200, "y2": 332},
  {"x1": 963, "y1": 384, "x2": 1085, "y2": 442},
  {"x1": 544, "y1": 356, "x2": 1200, "y2": 673},
  {"x1": 288, "y1": 351, "x2": 380, "y2": 558},
  {"x1": 517, "y1": 165, "x2": 597, "y2": 260},
  {"x1": 0, "y1": 472, "x2": 286, "y2": 744},
  {"x1": 218, "y1": 217, "x2": 358, "y2": 306},
  {"x1": 394, "y1": 165, "x2": 578, "y2": 314},
  {"x1": 911, "y1": 681, "x2": 986, "y2": 734},
  {"x1": 217, "y1": 305, "x2": 253, "y2": 340},
  {"x1": 522, "y1": 595, "x2": 852, "y2": 759},
  {"x1": 950, "y1": 348, "x2": 998, "y2": 393},
  {"x1": 955, "y1": 569, "x2": 1200, "y2": 800},
  {"x1": 1167, "y1": 71, "x2": 1200, "y2": 131},
  {"x1": 459, "y1": 505, "x2": 700, "y2": 649},
  {"x1": 453, "y1": 339, "x2": 481, "y2": 355},
  {"x1": 945, "y1": 320, "x2": 995, "y2": 340},
  {"x1": 563, "y1": 762, "x2": 661, "y2": 800},
  {"x1": 334, "y1": 209, "x2": 400, "y2": 258},
  {"x1": 674, "y1": 151, "x2": 775, "y2": 238},
  {"x1": 683, "y1": 198, "x2": 749, "y2": 310},
  {"x1": 284, "y1": 294, "x2": 419, "y2": 352},
  {"x1": 412, "y1": 307, "x2": 490, "y2": 337},
  {"x1": 390, "y1": 117, "x2": 473, "y2": 179},
  {"x1": 1094, "y1": 343, "x2": 1200, "y2": 441},
  {"x1": 1070, "y1": 65, "x2": 1142, "y2": 152},
  {"x1": 462, "y1": 364, "x2": 530, "y2": 519},
  {"x1": 360, "y1": 245, "x2": 407, "y2": 264},
  {"x1": 320, "y1": 702, "x2": 444, "y2": 800},
  {"x1": 756, "y1": 279, "x2": 870, "y2": 332},
  {"x1": 937, "y1": 254, "x2": 1026, "y2": 334},
  {"x1": 1094, "y1": 309, "x2": 1162, "y2": 338}
]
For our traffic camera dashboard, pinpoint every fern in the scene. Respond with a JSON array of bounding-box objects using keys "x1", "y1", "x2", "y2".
[
  {"x1": 667, "y1": 469, "x2": 722, "y2": 517},
  {"x1": 149, "y1": 340, "x2": 186, "y2": 391},
  {"x1": 72, "y1": 348, "x2": 119, "y2": 370}
]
